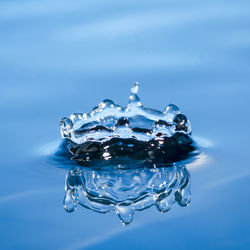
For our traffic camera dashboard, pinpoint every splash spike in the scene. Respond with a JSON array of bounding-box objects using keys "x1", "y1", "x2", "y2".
[{"x1": 130, "y1": 81, "x2": 139, "y2": 94}]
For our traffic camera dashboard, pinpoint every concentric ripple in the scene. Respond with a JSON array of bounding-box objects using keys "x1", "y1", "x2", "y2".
[
  {"x1": 59, "y1": 82, "x2": 196, "y2": 164},
  {"x1": 64, "y1": 162, "x2": 191, "y2": 225}
]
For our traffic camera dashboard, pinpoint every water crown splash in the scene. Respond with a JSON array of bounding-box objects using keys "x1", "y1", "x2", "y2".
[{"x1": 59, "y1": 82, "x2": 195, "y2": 165}]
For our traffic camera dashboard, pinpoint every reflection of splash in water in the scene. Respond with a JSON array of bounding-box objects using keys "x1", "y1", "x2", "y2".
[
  {"x1": 64, "y1": 163, "x2": 191, "y2": 225},
  {"x1": 59, "y1": 82, "x2": 196, "y2": 164}
]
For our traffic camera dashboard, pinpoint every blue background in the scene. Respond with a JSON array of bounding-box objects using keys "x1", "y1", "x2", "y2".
[{"x1": 0, "y1": 0, "x2": 250, "y2": 249}]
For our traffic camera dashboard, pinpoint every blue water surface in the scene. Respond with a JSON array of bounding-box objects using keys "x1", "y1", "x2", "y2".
[{"x1": 0, "y1": 0, "x2": 250, "y2": 249}]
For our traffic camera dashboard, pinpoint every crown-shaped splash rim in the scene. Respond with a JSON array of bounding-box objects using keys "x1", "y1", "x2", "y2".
[{"x1": 59, "y1": 82, "x2": 194, "y2": 164}]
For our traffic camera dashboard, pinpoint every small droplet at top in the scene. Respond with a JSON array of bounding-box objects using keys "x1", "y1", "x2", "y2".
[{"x1": 130, "y1": 81, "x2": 139, "y2": 94}]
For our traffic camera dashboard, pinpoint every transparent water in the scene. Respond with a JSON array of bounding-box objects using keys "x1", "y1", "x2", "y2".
[
  {"x1": 64, "y1": 163, "x2": 191, "y2": 225},
  {"x1": 0, "y1": 0, "x2": 250, "y2": 249},
  {"x1": 60, "y1": 82, "x2": 191, "y2": 144},
  {"x1": 59, "y1": 82, "x2": 194, "y2": 164}
]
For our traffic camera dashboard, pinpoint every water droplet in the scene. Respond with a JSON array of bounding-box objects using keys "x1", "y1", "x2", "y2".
[
  {"x1": 63, "y1": 190, "x2": 77, "y2": 212},
  {"x1": 126, "y1": 82, "x2": 143, "y2": 111},
  {"x1": 173, "y1": 114, "x2": 189, "y2": 132},
  {"x1": 60, "y1": 117, "x2": 73, "y2": 138},
  {"x1": 116, "y1": 205, "x2": 134, "y2": 225},
  {"x1": 130, "y1": 82, "x2": 139, "y2": 94},
  {"x1": 175, "y1": 168, "x2": 191, "y2": 206},
  {"x1": 156, "y1": 193, "x2": 175, "y2": 213},
  {"x1": 175, "y1": 188, "x2": 191, "y2": 207},
  {"x1": 163, "y1": 104, "x2": 180, "y2": 123},
  {"x1": 156, "y1": 200, "x2": 171, "y2": 213}
]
